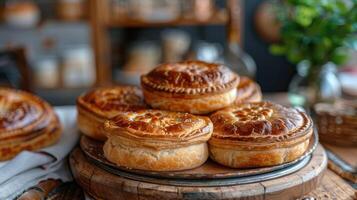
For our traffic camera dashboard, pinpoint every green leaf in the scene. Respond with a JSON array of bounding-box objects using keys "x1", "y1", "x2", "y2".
[
  {"x1": 294, "y1": 5, "x2": 318, "y2": 27},
  {"x1": 322, "y1": 37, "x2": 332, "y2": 49},
  {"x1": 269, "y1": 0, "x2": 356, "y2": 66},
  {"x1": 287, "y1": 47, "x2": 304, "y2": 63},
  {"x1": 336, "y1": 1, "x2": 348, "y2": 13},
  {"x1": 269, "y1": 45, "x2": 286, "y2": 55},
  {"x1": 331, "y1": 48, "x2": 349, "y2": 65}
]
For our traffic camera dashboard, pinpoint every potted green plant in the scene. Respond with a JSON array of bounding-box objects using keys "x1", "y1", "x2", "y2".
[{"x1": 269, "y1": 0, "x2": 357, "y2": 106}]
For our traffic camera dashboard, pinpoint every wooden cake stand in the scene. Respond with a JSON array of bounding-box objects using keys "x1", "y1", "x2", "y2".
[{"x1": 70, "y1": 134, "x2": 327, "y2": 200}]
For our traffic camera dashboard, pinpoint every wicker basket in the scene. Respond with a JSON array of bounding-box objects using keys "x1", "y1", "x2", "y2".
[{"x1": 314, "y1": 101, "x2": 357, "y2": 147}]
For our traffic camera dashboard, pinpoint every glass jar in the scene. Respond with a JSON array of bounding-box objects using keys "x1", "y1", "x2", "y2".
[
  {"x1": 289, "y1": 61, "x2": 341, "y2": 108},
  {"x1": 57, "y1": 0, "x2": 85, "y2": 21},
  {"x1": 129, "y1": 0, "x2": 180, "y2": 22},
  {"x1": 34, "y1": 56, "x2": 60, "y2": 89},
  {"x1": 61, "y1": 46, "x2": 95, "y2": 88},
  {"x1": 4, "y1": 0, "x2": 40, "y2": 28}
]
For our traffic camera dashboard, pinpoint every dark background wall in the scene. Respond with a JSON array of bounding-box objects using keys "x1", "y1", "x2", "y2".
[{"x1": 243, "y1": 0, "x2": 295, "y2": 92}]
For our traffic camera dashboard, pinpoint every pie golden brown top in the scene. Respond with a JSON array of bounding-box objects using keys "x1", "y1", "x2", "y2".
[
  {"x1": 141, "y1": 61, "x2": 239, "y2": 97},
  {"x1": 104, "y1": 109, "x2": 213, "y2": 148},
  {"x1": 235, "y1": 76, "x2": 262, "y2": 103},
  {"x1": 77, "y1": 86, "x2": 147, "y2": 118},
  {"x1": 0, "y1": 88, "x2": 60, "y2": 140},
  {"x1": 210, "y1": 102, "x2": 312, "y2": 144}
]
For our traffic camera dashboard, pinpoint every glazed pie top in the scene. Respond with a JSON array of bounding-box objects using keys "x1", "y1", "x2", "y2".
[
  {"x1": 210, "y1": 102, "x2": 312, "y2": 145},
  {"x1": 235, "y1": 76, "x2": 262, "y2": 103},
  {"x1": 141, "y1": 61, "x2": 239, "y2": 97},
  {"x1": 104, "y1": 109, "x2": 213, "y2": 149},
  {"x1": 77, "y1": 86, "x2": 147, "y2": 118},
  {"x1": 0, "y1": 88, "x2": 59, "y2": 140}
]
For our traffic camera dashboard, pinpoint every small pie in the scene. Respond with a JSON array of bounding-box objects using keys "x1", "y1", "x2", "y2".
[
  {"x1": 0, "y1": 88, "x2": 61, "y2": 161},
  {"x1": 209, "y1": 101, "x2": 312, "y2": 168},
  {"x1": 235, "y1": 76, "x2": 262, "y2": 104},
  {"x1": 141, "y1": 61, "x2": 239, "y2": 114},
  {"x1": 103, "y1": 109, "x2": 213, "y2": 171},
  {"x1": 77, "y1": 86, "x2": 147, "y2": 141}
]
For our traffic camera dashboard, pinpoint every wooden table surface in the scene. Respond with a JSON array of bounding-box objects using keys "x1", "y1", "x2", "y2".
[{"x1": 305, "y1": 169, "x2": 356, "y2": 200}]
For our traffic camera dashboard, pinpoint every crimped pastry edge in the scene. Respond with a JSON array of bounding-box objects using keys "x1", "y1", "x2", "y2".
[
  {"x1": 140, "y1": 61, "x2": 239, "y2": 97},
  {"x1": 103, "y1": 121, "x2": 213, "y2": 150},
  {"x1": 210, "y1": 108, "x2": 313, "y2": 144},
  {"x1": 235, "y1": 82, "x2": 262, "y2": 104},
  {"x1": 209, "y1": 126, "x2": 313, "y2": 151},
  {"x1": 141, "y1": 75, "x2": 239, "y2": 97},
  {"x1": 77, "y1": 105, "x2": 107, "y2": 141},
  {"x1": 76, "y1": 86, "x2": 146, "y2": 119}
]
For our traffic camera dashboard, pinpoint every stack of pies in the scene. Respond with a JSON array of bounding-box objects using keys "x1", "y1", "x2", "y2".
[
  {"x1": 314, "y1": 101, "x2": 357, "y2": 146},
  {"x1": 0, "y1": 88, "x2": 61, "y2": 161},
  {"x1": 77, "y1": 60, "x2": 312, "y2": 171}
]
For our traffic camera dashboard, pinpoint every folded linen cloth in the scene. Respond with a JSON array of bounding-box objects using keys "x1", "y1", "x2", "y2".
[{"x1": 0, "y1": 106, "x2": 79, "y2": 200}]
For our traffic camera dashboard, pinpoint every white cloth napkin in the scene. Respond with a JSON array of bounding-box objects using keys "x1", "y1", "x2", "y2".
[{"x1": 0, "y1": 106, "x2": 79, "y2": 200}]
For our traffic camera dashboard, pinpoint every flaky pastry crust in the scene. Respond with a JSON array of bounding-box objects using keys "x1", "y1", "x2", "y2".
[
  {"x1": 0, "y1": 88, "x2": 61, "y2": 161},
  {"x1": 235, "y1": 76, "x2": 262, "y2": 104},
  {"x1": 76, "y1": 86, "x2": 147, "y2": 140},
  {"x1": 103, "y1": 109, "x2": 213, "y2": 171},
  {"x1": 209, "y1": 101, "x2": 313, "y2": 168},
  {"x1": 141, "y1": 61, "x2": 239, "y2": 114}
]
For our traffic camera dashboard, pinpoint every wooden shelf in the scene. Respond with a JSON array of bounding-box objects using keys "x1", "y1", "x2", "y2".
[
  {"x1": 89, "y1": 0, "x2": 242, "y2": 86},
  {"x1": 107, "y1": 11, "x2": 227, "y2": 28}
]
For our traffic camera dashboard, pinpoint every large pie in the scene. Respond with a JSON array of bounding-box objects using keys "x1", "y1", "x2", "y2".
[
  {"x1": 209, "y1": 101, "x2": 312, "y2": 168},
  {"x1": 76, "y1": 86, "x2": 147, "y2": 141},
  {"x1": 141, "y1": 60, "x2": 239, "y2": 114},
  {"x1": 103, "y1": 109, "x2": 213, "y2": 171},
  {"x1": 0, "y1": 88, "x2": 61, "y2": 161}
]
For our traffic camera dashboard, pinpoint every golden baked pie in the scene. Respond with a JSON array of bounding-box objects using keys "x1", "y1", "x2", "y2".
[
  {"x1": 209, "y1": 101, "x2": 312, "y2": 168},
  {"x1": 235, "y1": 76, "x2": 262, "y2": 104},
  {"x1": 76, "y1": 86, "x2": 147, "y2": 141},
  {"x1": 103, "y1": 109, "x2": 213, "y2": 171},
  {"x1": 0, "y1": 88, "x2": 61, "y2": 161},
  {"x1": 141, "y1": 61, "x2": 239, "y2": 114}
]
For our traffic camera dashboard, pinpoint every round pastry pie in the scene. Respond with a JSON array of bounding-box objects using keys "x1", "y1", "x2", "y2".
[
  {"x1": 235, "y1": 76, "x2": 262, "y2": 104},
  {"x1": 141, "y1": 61, "x2": 240, "y2": 114},
  {"x1": 209, "y1": 101, "x2": 313, "y2": 168},
  {"x1": 0, "y1": 88, "x2": 61, "y2": 161},
  {"x1": 76, "y1": 86, "x2": 147, "y2": 141},
  {"x1": 103, "y1": 109, "x2": 213, "y2": 171}
]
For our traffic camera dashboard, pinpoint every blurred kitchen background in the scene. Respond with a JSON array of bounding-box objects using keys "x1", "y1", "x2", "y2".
[{"x1": 0, "y1": 0, "x2": 356, "y2": 105}]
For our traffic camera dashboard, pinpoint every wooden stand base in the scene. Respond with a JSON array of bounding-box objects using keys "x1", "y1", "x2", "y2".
[{"x1": 70, "y1": 145, "x2": 327, "y2": 200}]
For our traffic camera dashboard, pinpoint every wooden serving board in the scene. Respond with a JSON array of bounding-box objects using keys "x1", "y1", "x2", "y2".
[
  {"x1": 70, "y1": 144, "x2": 327, "y2": 200},
  {"x1": 79, "y1": 131, "x2": 318, "y2": 180},
  {"x1": 323, "y1": 143, "x2": 357, "y2": 183}
]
